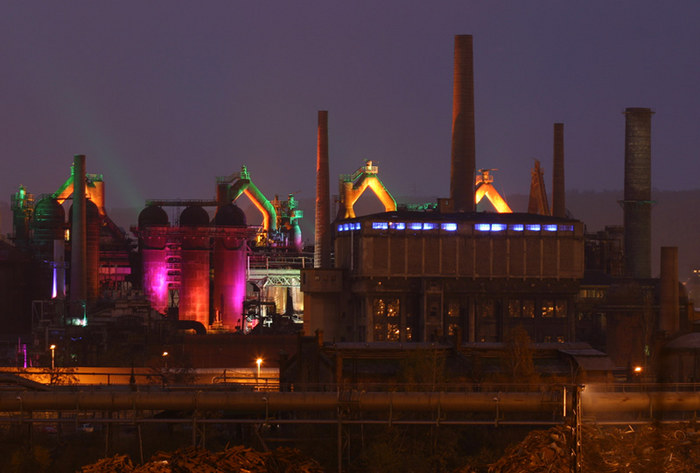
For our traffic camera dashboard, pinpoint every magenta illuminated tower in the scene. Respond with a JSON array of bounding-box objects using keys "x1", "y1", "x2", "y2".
[
  {"x1": 212, "y1": 203, "x2": 248, "y2": 331},
  {"x1": 179, "y1": 206, "x2": 211, "y2": 328},
  {"x1": 137, "y1": 206, "x2": 170, "y2": 314}
]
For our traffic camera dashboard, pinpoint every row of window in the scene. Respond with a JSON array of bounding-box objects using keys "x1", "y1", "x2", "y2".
[{"x1": 337, "y1": 222, "x2": 575, "y2": 233}]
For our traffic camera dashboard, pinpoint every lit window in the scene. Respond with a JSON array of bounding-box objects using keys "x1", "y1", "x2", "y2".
[
  {"x1": 423, "y1": 222, "x2": 437, "y2": 230},
  {"x1": 441, "y1": 223, "x2": 457, "y2": 231},
  {"x1": 526, "y1": 224, "x2": 541, "y2": 231},
  {"x1": 558, "y1": 224, "x2": 574, "y2": 232},
  {"x1": 337, "y1": 224, "x2": 345, "y2": 232},
  {"x1": 372, "y1": 222, "x2": 388, "y2": 230},
  {"x1": 343, "y1": 223, "x2": 350, "y2": 231},
  {"x1": 544, "y1": 224, "x2": 557, "y2": 232},
  {"x1": 409, "y1": 222, "x2": 423, "y2": 230},
  {"x1": 352, "y1": 222, "x2": 362, "y2": 230},
  {"x1": 475, "y1": 223, "x2": 491, "y2": 232},
  {"x1": 390, "y1": 222, "x2": 405, "y2": 230},
  {"x1": 509, "y1": 224, "x2": 524, "y2": 231},
  {"x1": 491, "y1": 223, "x2": 506, "y2": 232}
]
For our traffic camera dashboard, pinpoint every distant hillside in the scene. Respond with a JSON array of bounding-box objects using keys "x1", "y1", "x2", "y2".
[{"x1": 2, "y1": 188, "x2": 698, "y2": 280}]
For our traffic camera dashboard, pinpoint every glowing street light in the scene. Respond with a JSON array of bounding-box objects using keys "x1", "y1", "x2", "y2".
[
  {"x1": 256, "y1": 358, "x2": 263, "y2": 379},
  {"x1": 50, "y1": 344, "x2": 56, "y2": 370},
  {"x1": 162, "y1": 351, "x2": 169, "y2": 370}
]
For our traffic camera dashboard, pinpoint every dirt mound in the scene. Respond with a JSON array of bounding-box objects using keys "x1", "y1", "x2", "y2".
[
  {"x1": 488, "y1": 422, "x2": 700, "y2": 473},
  {"x1": 78, "y1": 445, "x2": 324, "y2": 473}
]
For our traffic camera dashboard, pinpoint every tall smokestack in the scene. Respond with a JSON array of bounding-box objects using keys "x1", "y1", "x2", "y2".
[
  {"x1": 70, "y1": 154, "x2": 87, "y2": 316},
  {"x1": 623, "y1": 107, "x2": 653, "y2": 279},
  {"x1": 314, "y1": 110, "x2": 331, "y2": 268},
  {"x1": 552, "y1": 123, "x2": 566, "y2": 218},
  {"x1": 659, "y1": 246, "x2": 679, "y2": 335},
  {"x1": 450, "y1": 34, "x2": 476, "y2": 212}
]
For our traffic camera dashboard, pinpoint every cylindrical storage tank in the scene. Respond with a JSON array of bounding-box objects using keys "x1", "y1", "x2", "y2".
[
  {"x1": 32, "y1": 197, "x2": 65, "y2": 262},
  {"x1": 212, "y1": 204, "x2": 247, "y2": 331},
  {"x1": 138, "y1": 205, "x2": 170, "y2": 314},
  {"x1": 85, "y1": 199, "x2": 101, "y2": 301},
  {"x1": 179, "y1": 206, "x2": 210, "y2": 328},
  {"x1": 31, "y1": 196, "x2": 65, "y2": 299}
]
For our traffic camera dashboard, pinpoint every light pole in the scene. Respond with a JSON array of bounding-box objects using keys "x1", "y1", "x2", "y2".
[
  {"x1": 256, "y1": 357, "x2": 263, "y2": 379},
  {"x1": 50, "y1": 344, "x2": 56, "y2": 370}
]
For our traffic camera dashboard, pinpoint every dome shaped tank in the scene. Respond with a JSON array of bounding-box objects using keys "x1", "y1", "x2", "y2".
[
  {"x1": 138, "y1": 205, "x2": 169, "y2": 228},
  {"x1": 180, "y1": 206, "x2": 210, "y2": 227},
  {"x1": 213, "y1": 203, "x2": 246, "y2": 226}
]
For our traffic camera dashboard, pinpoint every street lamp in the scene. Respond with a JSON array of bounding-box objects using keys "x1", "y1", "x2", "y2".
[
  {"x1": 256, "y1": 358, "x2": 263, "y2": 379},
  {"x1": 162, "y1": 351, "x2": 169, "y2": 370},
  {"x1": 50, "y1": 344, "x2": 56, "y2": 370}
]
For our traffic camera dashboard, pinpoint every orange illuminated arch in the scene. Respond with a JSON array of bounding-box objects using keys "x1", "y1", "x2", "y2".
[{"x1": 340, "y1": 161, "x2": 397, "y2": 219}]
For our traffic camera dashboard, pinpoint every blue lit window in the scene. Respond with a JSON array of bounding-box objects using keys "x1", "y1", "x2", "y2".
[
  {"x1": 423, "y1": 222, "x2": 437, "y2": 230},
  {"x1": 526, "y1": 224, "x2": 541, "y2": 231},
  {"x1": 475, "y1": 223, "x2": 491, "y2": 232},
  {"x1": 343, "y1": 223, "x2": 351, "y2": 231},
  {"x1": 544, "y1": 224, "x2": 558, "y2": 232},
  {"x1": 353, "y1": 222, "x2": 361, "y2": 230},
  {"x1": 491, "y1": 223, "x2": 506, "y2": 232},
  {"x1": 372, "y1": 222, "x2": 389, "y2": 230},
  {"x1": 441, "y1": 223, "x2": 457, "y2": 231},
  {"x1": 509, "y1": 224, "x2": 524, "y2": 231},
  {"x1": 337, "y1": 224, "x2": 345, "y2": 232},
  {"x1": 390, "y1": 222, "x2": 405, "y2": 230},
  {"x1": 558, "y1": 224, "x2": 574, "y2": 232},
  {"x1": 409, "y1": 222, "x2": 423, "y2": 231}
]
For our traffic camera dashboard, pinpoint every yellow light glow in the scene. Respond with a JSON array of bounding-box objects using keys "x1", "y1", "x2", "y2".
[{"x1": 633, "y1": 366, "x2": 643, "y2": 373}]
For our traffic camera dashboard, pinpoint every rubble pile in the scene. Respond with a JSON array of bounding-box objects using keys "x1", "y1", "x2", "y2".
[
  {"x1": 488, "y1": 422, "x2": 700, "y2": 473},
  {"x1": 79, "y1": 445, "x2": 325, "y2": 473}
]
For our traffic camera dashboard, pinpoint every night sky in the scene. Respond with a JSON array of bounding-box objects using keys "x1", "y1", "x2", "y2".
[{"x1": 2, "y1": 2, "x2": 699, "y2": 225}]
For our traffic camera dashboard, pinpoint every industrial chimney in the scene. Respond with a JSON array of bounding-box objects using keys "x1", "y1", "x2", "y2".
[
  {"x1": 450, "y1": 34, "x2": 476, "y2": 212},
  {"x1": 552, "y1": 123, "x2": 566, "y2": 218},
  {"x1": 623, "y1": 107, "x2": 653, "y2": 279},
  {"x1": 314, "y1": 110, "x2": 331, "y2": 268},
  {"x1": 70, "y1": 154, "x2": 87, "y2": 317},
  {"x1": 659, "y1": 246, "x2": 679, "y2": 335}
]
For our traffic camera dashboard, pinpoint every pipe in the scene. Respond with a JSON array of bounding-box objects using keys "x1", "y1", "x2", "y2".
[
  {"x1": 70, "y1": 154, "x2": 87, "y2": 316},
  {"x1": 659, "y1": 246, "x2": 679, "y2": 335},
  {"x1": 450, "y1": 35, "x2": 476, "y2": 212},
  {"x1": 552, "y1": 123, "x2": 566, "y2": 218},
  {"x1": 0, "y1": 391, "x2": 556, "y2": 413},
  {"x1": 315, "y1": 110, "x2": 331, "y2": 269},
  {"x1": 623, "y1": 107, "x2": 653, "y2": 278}
]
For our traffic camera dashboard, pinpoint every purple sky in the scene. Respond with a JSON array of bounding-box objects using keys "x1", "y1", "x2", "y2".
[{"x1": 2, "y1": 2, "x2": 699, "y2": 218}]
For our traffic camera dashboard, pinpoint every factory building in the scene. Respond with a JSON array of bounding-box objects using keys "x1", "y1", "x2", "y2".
[{"x1": 304, "y1": 211, "x2": 583, "y2": 344}]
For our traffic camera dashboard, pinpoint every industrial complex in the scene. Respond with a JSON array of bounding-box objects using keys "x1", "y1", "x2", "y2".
[{"x1": 0, "y1": 35, "x2": 697, "y2": 395}]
